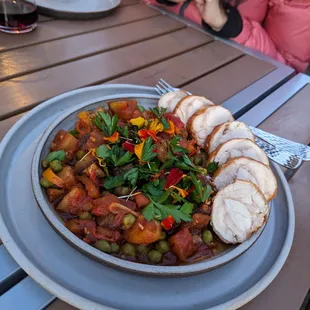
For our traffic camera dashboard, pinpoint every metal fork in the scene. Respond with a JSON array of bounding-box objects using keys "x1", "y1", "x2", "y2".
[{"x1": 154, "y1": 79, "x2": 303, "y2": 170}]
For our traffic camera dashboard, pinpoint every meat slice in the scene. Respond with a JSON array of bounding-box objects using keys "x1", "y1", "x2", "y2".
[
  {"x1": 173, "y1": 95, "x2": 214, "y2": 125},
  {"x1": 213, "y1": 157, "x2": 277, "y2": 201},
  {"x1": 158, "y1": 90, "x2": 188, "y2": 112},
  {"x1": 208, "y1": 138, "x2": 269, "y2": 166},
  {"x1": 207, "y1": 121, "x2": 254, "y2": 153},
  {"x1": 211, "y1": 180, "x2": 269, "y2": 244},
  {"x1": 188, "y1": 106, "x2": 234, "y2": 147},
  {"x1": 169, "y1": 227, "x2": 196, "y2": 261}
]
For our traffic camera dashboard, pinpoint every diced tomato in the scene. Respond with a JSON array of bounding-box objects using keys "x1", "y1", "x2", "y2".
[
  {"x1": 142, "y1": 110, "x2": 156, "y2": 120},
  {"x1": 93, "y1": 227, "x2": 122, "y2": 243},
  {"x1": 46, "y1": 188, "x2": 65, "y2": 203},
  {"x1": 122, "y1": 141, "x2": 135, "y2": 153},
  {"x1": 57, "y1": 166, "x2": 78, "y2": 190},
  {"x1": 65, "y1": 219, "x2": 96, "y2": 237},
  {"x1": 124, "y1": 216, "x2": 161, "y2": 245},
  {"x1": 57, "y1": 187, "x2": 87, "y2": 214},
  {"x1": 108, "y1": 100, "x2": 138, "y2": 120},
  {"x1": 131, "y1": 110, "x2": 142, "y2": 118},
  {"x1": 77, "y1": 175, "x2": 100, "y2": 199},
  {"x1": 134, "y1": 193, "x2": 151, "y2": 209},
  {"x1": 161, "y1": 215, "x2": 175, "y2": 230},
  {"x1": 164, "y1": 113, "x2": 185, "y2": 128},
  {"x1": 92, "y1": 193, "x2": 120, "y2": 216},
  {"x1": 51, "y1": 130, "x2": 78, "y2": 160},
  {"x1": 169, "y1": 227, "x2": 196, "y2": 261}
]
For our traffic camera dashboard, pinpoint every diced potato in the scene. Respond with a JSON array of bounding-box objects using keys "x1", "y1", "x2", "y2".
[
  {"x1": 57, "y1": 187, "x2": 87, "y2": 214},
  {"x1": 82, "y1": 163, "x2": 105, "y2": 178},
  {"x1": 51, "y1": 130, "x2": 78, "y2": 160},
  {"x1": 57, "y1": 166, "x2": 77, "y2": 190}
]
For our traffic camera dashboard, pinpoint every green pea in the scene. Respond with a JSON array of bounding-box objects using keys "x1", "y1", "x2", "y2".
[
  {"x1": 114, "y1": 187, "x2": 131, "y2": 196},
  {"x1": 111, "y1": 243, "x2": 120, "y2": 253},
  {"x1": 41, "y1": 159, "x2": 49, "y2": 168},
  {"x1": 202, "y1": 230, "x2": 213, "y2": 245},
  {"x1": 95, "y1": 240, "x2": 111, "y2": 253},
  {"x1": 137, "y1": 245, "x2": 149, "y2": 255},
  {"x1": 121, "y1": 243, "x2": 136, "y2": 257},
  {"x1": 123, "y1": 214, "x2": 136, "y2": 230},
  {"x1": 76, "y1": 150, "x2": 86, "y2": 161},
  {"x1": 155, "y1": 241, "x2": 170, "y2": 254},
  {"x1": 40, "y1": 177, "x2": 53, "y2": 188},
  {"x1": 50, "y1": 160, "x2": 63, "y2": 172},
  {"x1": 147, "y1": 250, "x2": 163, "y2": 264},
  {"x1": 160, "y1": 231, "x2": 167, "y2": 240},
  {"x1": 79, "y1": 211, "x2": 92, "y2": 220}
]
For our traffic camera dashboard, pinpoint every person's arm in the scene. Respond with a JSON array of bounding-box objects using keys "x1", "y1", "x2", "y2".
[
  {"x1": 156, "y1": 0, "x2": 179, "y2": 6},
  {"x1": 195, "y1": 0, "x2": 286, "y2": 64}
]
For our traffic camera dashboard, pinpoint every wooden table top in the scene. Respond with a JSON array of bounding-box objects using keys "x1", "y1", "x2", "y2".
[{"x1": 0, "y1": 0, "x2": 308, "y2": 309}]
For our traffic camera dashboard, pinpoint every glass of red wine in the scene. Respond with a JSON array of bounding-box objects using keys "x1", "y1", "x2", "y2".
[{"x1": 0, "y1": 0, "x2": 37, "y2": 34}]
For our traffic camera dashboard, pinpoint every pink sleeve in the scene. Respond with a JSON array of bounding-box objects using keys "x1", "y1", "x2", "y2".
[{"x1": 233, "y1": 17, "x2": 287, "y2": 65}]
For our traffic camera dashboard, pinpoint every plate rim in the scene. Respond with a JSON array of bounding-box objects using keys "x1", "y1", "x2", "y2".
[{"x1": 0, "y1": 84, "x2": 295, "y2": 309}]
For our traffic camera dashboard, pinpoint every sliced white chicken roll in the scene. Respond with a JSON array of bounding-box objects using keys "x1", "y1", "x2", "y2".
[
  {"x1": 158, "y1": 90, "x2": 187, "y2": 113},
  {"x1": 213, "y1": 157, "x2": 277, "y2": 201},
  {"x1": 211, "y1": 180, "x2": 269, "y2": 244},
  {"x1": 208, "y1": 138, "x2": 269, "y2": 166},
  {"x1": 207, "y1": 121, "x2": 254, "y2": 154},
  {"x1": 173, "y1": 95, "x2": 214, "y2": 125},
  {"x1": 188, "y1": 106, "x2": 234, "y2": 147}
]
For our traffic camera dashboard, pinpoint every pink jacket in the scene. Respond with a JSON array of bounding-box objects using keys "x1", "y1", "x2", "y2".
[{"x1": 144, "y1": 0, "x2": 310, "y2": 72}]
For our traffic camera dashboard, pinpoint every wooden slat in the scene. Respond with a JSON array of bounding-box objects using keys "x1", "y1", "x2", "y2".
[
  {"x1": 258, "y1": 84, "x2": 310, "y2": 145},
  {"x1": 0, "y1": 27, "x2": 211, "y2": 120},
  {"x1": 0, "y1": 4, "x2": 160, "y2": 52},
  {"x1": 119, "y1": 0, "x2": 140, "y2": 6},
  {"x1": 38, "y1": 15, "x2": 54, "y2": 23},
  {"x1": 242, "y1": 162, "x2": 310, "y2": 310},
  {"x1": 109, "y1": 40, "x2": 243, "y2": 86},
  {"x1": 184, "y1": 55, "x2": 276, "y2": 104},
  {"x1": 47, "y1": 299, "x2": 77, "y2": 310},
  {"x1": 0, "y1": 16, "x2": 185, "y2": 81}
]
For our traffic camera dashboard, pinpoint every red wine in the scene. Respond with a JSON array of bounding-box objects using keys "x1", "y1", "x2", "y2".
[{"x1": 0, "y1": 0, "x2": 38, "y2": 30}]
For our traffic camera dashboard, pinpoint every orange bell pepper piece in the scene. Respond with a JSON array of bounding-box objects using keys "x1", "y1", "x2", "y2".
[{"x1": 42, "y1": 168, "x2": 64, "y2": 188}]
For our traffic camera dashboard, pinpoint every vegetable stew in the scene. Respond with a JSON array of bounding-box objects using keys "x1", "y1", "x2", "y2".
[{"x1": 40, "y1": 100, "x2": 228, "y2": 266}]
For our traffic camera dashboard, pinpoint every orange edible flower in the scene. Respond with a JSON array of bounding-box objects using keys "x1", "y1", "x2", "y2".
[
  {"x1": 149, "y1": 118, "x2": 164, "y2": 133},
  {"x1": 103, "y1": 131, "x2": 119, "y2": 143},
  {"x1": 164, "y1": 120, "x2": 175, "y2": 135},
  {"x1": 134, "y1": 140, "x2": 145, "y2": 161},
  {"x1": 138, "y1": 129, "x2": 158, "y2": 141},
  {"x1": 170, "y1": 186, "x2": 189, "y2": 198},
  {"x1": 78, "y1": 111, "x2": 91, "y2": 124},
  {"x1": 42, "y1": 168, "x2": 64, "y2": 188}
]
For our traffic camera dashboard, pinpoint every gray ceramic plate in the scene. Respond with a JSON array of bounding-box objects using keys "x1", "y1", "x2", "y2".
[
  {"x1": 0, "y1": 84, "x2": 295, "y2": 309},
  {"x1": 32, "y1": 91, "x2": 266, "y2": 276},
  {"x1": 37, "y1": 0, "x2": 120, "y2": 20}
]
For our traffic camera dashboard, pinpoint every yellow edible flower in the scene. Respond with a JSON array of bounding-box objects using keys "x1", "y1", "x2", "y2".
[
  {"x1": 129, "y1": 117, "x2": 147, "y2": 128},
  {"x1": 149, "y1": 118, "x2": 164, "y2": 133},
  {"x1": 134, "y1": 140, "x2": 145, "y2": 161}
]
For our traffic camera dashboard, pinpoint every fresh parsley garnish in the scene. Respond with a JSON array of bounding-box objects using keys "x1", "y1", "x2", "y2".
[
  {"x1": 123, "y1": 168, "x2": 139, "y2": 188},
  {"x1": 44, "y1": 150, "x2": 66, "y2": 163},
  {"x1": 93, "y1": 111, "x2": 118, "y2": 136},
  {"x1": 103, "y1": 176, "x2": 124, "y2": 190},
  {"x1": 189, "y1": 172, "x2": 212, "y2": 203},
  {"x1": 141, "y1": 137, "x2": 157, "y2": 162},
  {"x1": 150, "y1": 107, "x2": 167, "y2": 118},
  {"x1": 69, "y1": 129, "x2": 79, "y2": 137},
  {"x1": 170, "y1": 136, "x2": 189, "y2": 154}
]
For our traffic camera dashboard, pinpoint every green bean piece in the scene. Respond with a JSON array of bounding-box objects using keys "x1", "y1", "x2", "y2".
[
  {"x1": 123, "y1": 214, "x2": 136, "y2": 230},
  {"x1": 79, "y1": 211, "x2": 92, "y2": 220},
  {"x1": 202, "y1": 230, "x2": 213, "y2": 245},
  {"x1": 121, "y1": 243, "x2": 136, "y2": 257},
  {"x1": 50, "y1": 160, "x2": 63, "y2": 172},
  {"x1": 95, "y1": 240, "x2": 112, "y2": 253},
  {"x1": 160, "y1": 231, "x2": 167, "y2": 240},
  {"x1": 41, "y1": 159, "x2": 49, "y2": 168},
  {"x1": 114, "y1": 187, "x2": 131, "y2": 196},
  {"x1": 155, "y1": 241, "x2": 170, "y2": 254},
  {"x1": 40, "y1": 177, "x2": 53, "y2": 188},
  {"x1": 111, "y1": 243, "x2": 120, "y2": 253},
  {"x1": 76, "y1": 150, "x2": 86, "y2": 161},
  {"x1": 137, "y1": 245, "x2": 149, "y2": 255},
  {"x1": 147, "y1": 250, "x2": 163, "y2": 264}
]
